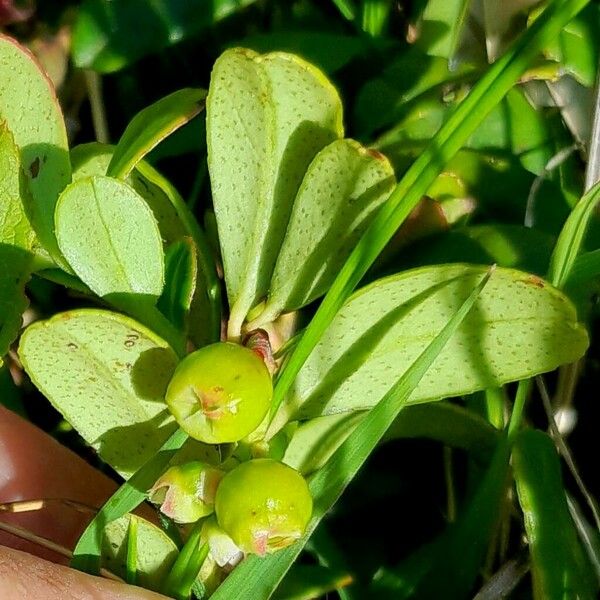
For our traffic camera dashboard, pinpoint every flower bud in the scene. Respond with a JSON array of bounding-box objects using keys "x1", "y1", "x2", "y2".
[
  {"x1": 201, "y1": 516, "x2": 243, "y2": 568},
  {"x1": 149, "y1": 461, "x2": 223, "y2": 523}
]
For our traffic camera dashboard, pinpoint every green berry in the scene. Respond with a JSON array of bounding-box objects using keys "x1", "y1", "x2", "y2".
[
  {"x1": 165, "y1": 342, "x2": 272, "y2": 444},
  {"x1": 215, "y1": 458, "x2": 312, "y2": 555},
  {"x1": 148, "y1": 461, "x2": 223, "y2": 523}
]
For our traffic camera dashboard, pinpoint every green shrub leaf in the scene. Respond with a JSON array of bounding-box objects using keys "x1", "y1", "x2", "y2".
[
  {"x1": 53, "y1": 174, "x2": 184, "y2": 348},
  {"x1": 0, "y1": 123, "x2": 37, "y2": 251},
  {"x1": 267, "y1": 0, "x2": 591, "y2": 424},
  {"x1": 158, "y1": 238, "x2": 197, "y2": 332},
  {"x1": 252, "y1": 139, "x2": 395, "y2": 326},
  {"x1": 71, "y1": 143, "x2": 221, "y2": 344},
  {"x1": 283, "y1": 402, "x2": 499, "y2": 475},
  {"x1": 207, "y1": 48, "x2": 343, "y2": 337},
  {"x1": 71, "y1": 143, "x2": 189, "y2": 245},
  {"x1": 0, "y1": 123, "x2": 34, "y2": 366},
  {"x1": 55, "y1": 175, "x2": 164, "y2": 300},
  {"x1": 18, "y1": 309, "x2": 179, "y2": 477},
  {"x1": 278, "y1": 265, "x2": 588, "y2": 424},
  {"x1": 0, "y1": 34, "x2": 71, "y2": 264},
  {"x1": 107, "y1": 88, "x2": 206, "y2": 180},
  {"x1": 102, "y1": 514, "x2": 178, "y2": 591}
]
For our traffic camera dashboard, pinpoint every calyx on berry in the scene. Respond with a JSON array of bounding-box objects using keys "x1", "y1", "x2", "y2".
[{"x1": 214, "y1": 458, "x2": 312, "y2": 556}]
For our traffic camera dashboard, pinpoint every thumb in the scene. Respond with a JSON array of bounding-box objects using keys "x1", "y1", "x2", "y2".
[{"x1": 0, "y1": 545, "x2": 169, "y2": 599}]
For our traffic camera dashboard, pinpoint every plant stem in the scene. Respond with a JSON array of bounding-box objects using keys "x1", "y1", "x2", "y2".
[
  {"x1": 84, "y1": 70, "x2": 109, "y2": 144},
  {"x1": 507, "y1": 379, "x2": 532, "y2": 443}
]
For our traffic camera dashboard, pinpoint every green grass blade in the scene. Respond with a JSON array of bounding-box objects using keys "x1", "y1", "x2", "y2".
[
  {"x1": 548, "y1": 180, "x2": 600, "y2": 288},
  {"x1": 211, "y1": 269, "x2": 492, "y2": 600},
  {"x1": 268, "y1": 0, "x2": 591, "y2": 423},
  {"x1": 125, "y1": 514, "x2": 139, "y2": 585},
  {"x1": 331, "y1": 0, "x2": 356, "y2": 21},
  {"x1": 162, "y1": 521, "x2": 208, "y2": 600},
  {"x1": 361, "y1": 0, "x2": 392, "y2": 36},
  {"x1": 71, "y1": 427, "x2": 189, "y2": 574}
]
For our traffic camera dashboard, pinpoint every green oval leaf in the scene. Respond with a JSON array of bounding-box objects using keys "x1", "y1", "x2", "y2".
[
  {"x1": 0, "y1": 245, "x2": 31, "y2": 368},
  {"x1": 102, "y1": 514, "x2": 179, "y2": 591},
  {"x1": 18, "y1": 309, "x2": 179, "y2": 477},
  {"x1": 157, "y1": 238, "x2": 198, "y2": 332},
  {"x1": 282, "y1": 265, "x2": 588, "y2": 422},
  {"x1": 55, "y1": 175, "x2": 164, "y2": 300},
  {"x1": 207, "y1": 48, "x2": 343, "y2": 337},
  {"x1": 0, "y1": 123, "x2": 33, "y2": 366},
  {"x1": 71, "y1": 143, "x2": 221, "y2": 344},
  {"x1": 283, "y1": 402, "x2": 498, "y2": 475},
  {"x1": 0, "y1": 34, "x2": 71, "y2": 263},
  {"x1": 254, "y1": 139, "x2": 395, "y2": 325},
  {"x1": 0, "y1": 123, "x2": 36, "y2": 251},
  {"x1": 107, "y1": 88, "x2": 206, "y2": 180},
  {"x1": 71, "y1": 143, "x2": 189, "y2": 245}
]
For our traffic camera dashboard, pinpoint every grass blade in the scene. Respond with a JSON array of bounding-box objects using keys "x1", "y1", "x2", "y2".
[
  {"x1": 162, "y1": 521, "x2": 208, "y2": 600},
  {"x1": 211, "y1": 268, "x2": 492, "y2": 600},
  {"x1": 331, "y1": 0, "x2": 356, "y2": 21},
  {"x1": 548, "y1": 180, "x2": 600, "y2": 288},
  {"x1": 125, "y1": 515, "x2": 138, "y2": 585},
  {"x1": 269, "y1": 0, "x2": 591, "y2": 424},
  {"x1": 71, "y1": 427, "x2": 188, "y2": 574}
]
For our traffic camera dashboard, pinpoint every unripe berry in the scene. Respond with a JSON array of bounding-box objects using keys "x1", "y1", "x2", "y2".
[
  {"x1": 165, "y1": 342, "x2": 272, "y2": 444},
  {"x1": 214, "y1": 458, "x2": 312, "y2": 556}
]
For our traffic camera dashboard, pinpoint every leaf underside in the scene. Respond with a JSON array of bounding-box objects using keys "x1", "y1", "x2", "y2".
[{"x1": 282, "y1": 264, "x2": 588, "y2": 423}]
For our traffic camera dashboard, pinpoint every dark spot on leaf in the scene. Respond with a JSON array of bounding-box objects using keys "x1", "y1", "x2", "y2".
[
  {"x1": 365, "y1": 148, "x2": 385, "y2": 161},
  {"x1": 521, "y1": 275, "x2": 545, "y2": 288},
  {"x1": 124, "y1": 333, "x2": 139, "y2": 348},
  {"x1": 67, "y1": 342, "x2": 78, "y2": 350},
  {"x1": 29, "y1": 157, "x2": 40, "y2": 178}
]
